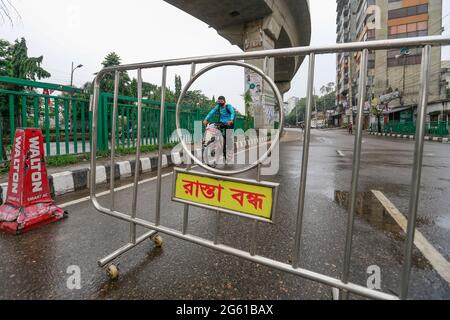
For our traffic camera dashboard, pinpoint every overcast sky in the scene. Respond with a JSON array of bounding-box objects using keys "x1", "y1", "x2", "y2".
[{"x1": 1, "y1": 0, "x2": 450, "y2": 113}]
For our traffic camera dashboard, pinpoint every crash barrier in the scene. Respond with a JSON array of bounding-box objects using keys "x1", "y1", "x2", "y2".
[
  {"x1": 0, "y1": 128, "x2": 66, "y2": 234},
  {"x1": 90, "y1": 35, "x2": 450, "y2": 300}
]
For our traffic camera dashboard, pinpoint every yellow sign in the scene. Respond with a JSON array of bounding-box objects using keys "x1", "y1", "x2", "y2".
[{"x1": 172, "y1": 169, "x2": 279, "y2": 222}]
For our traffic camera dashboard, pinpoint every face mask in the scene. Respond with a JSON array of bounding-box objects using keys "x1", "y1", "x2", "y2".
[{"x1": 218, "y1": 102, "x2": 225, "y2": 107}]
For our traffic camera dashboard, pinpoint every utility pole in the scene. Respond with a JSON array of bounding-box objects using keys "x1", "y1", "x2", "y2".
[
  {"x1": 402, "y1": 54, "x2": 407, "y2": 105},
  {"x1": 397, "y1": 48, "x2": 410, "y2": 106}
]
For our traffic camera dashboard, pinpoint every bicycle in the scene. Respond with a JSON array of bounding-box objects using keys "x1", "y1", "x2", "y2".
[{"x1": 202, "y1": 123, "x2": 232, "y2": 168}]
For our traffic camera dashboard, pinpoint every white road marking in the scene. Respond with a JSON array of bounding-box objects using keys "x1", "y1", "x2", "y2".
[
  {"x1": 372, "y1": 190, "x2": 450, "y2": 285},
  {"x1": 336, "y1": 150, "x2": 345, "y2": 157}
]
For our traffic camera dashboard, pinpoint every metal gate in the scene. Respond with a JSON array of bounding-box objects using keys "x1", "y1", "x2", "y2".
[{"x1": 90, "y1": 35, "x2": 450, "y2": 300}]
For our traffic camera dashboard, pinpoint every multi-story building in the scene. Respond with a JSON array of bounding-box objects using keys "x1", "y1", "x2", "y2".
[
  {"x1": 441, "y1": 60, "x2": 450, "y2": 93},
  {"x1": 336, "y1": 0, "x2": 444, "y2": 128},
  {"x1": 336, "y1": 0, "x2": 353, "y2": 111},
  {"x1": 286, "y1": 96, "x2": 300, "y2": 115},
  {"x1": 336, "y1": 0, "x2": 372, "y2": 125},
  {"x1": 426, "y1": 60, "x2": 450, "y2": 123}
]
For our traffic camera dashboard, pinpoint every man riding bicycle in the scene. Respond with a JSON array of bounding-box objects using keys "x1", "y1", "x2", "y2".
[{"x1": 203, "y1": 96, "x2": 235, "y2": 162}]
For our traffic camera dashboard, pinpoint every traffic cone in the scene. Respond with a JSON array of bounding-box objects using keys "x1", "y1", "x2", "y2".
[{"x1": 0, "y1": 128, "x2": 67, "y2": 234}]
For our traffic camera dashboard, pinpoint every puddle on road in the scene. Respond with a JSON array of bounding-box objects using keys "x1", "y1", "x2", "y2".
[
  {"x1": 335, "y1": 191, "x2": 402, "y2": 235},
  {"x1": 334, "y1": 190, "x2": 433, "y2": 270}
]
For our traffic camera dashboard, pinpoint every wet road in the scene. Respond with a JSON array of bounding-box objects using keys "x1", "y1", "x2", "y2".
[{"x1": 0, "y1": 129, "x2": 449, "y2": 300}]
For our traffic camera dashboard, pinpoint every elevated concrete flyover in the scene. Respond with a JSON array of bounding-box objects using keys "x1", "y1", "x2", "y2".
[
  {"x1": 164, "y1": 0, "x2": 311, "y2": 128},
  {"x1": 164, "y1": 0, "x2": 311, "y2": 95}
]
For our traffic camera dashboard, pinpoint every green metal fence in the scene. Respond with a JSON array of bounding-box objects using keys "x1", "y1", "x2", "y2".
[
  {"x1": 383, "y1": 121, "x2": 416, "y2": 135},
  {"x1": 96, "y1": 93, "x2": 252, "y2": 152},
  {"x1": 370, "y1": 120, "x2": 449, "y2": 137},
  {"x1": 426, "y1": 121, "x2": 450, "y2": 136},
  {"x1": 0, "y1": 88, "x2": 91, "y2": 160},
  {"x1": 0, "y1": 88, "x2": 253, "y2": 160}
]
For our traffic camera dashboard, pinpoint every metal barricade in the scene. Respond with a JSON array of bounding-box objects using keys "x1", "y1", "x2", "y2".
[{"x1": 90, "y1": 35, "x2": 450, "y2": 300}]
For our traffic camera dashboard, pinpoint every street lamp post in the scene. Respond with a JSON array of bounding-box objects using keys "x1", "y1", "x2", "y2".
[
  {"x1": 69, "y1": 62, "x2": 83, "y2": 131},
  {"x1": 395, "y1": 49, "x2": 411, "y2": 105},
  {"x1": 70, "y1": 62, "x2": 83, "y2": 87}
]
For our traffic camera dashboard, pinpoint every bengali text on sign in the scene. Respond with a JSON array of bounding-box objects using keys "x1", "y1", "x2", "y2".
[{"x1": 172, "y1": 169, "x2": 278, "y2": 221}]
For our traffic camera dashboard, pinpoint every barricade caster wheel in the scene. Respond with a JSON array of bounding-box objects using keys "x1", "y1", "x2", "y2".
[
  {"x1": 107, "y1": 264, "x2": 119, "y2": 280},
  {"x1": 152, "y1": 234, "x2": 163, "y2": 248}
]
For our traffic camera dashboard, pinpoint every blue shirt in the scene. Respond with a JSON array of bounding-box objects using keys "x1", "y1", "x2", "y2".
[{"x1": 204, "y1": 104, "x2": 235, "y2": 124}]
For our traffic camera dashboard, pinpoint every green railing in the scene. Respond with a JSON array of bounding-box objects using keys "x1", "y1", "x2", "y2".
[
  {"x1": 0, "y1": 89, "x2": 253, "y2": 160},
  {"x1": 383, "y1": 121, "x2": 416, "y2": 135},
  {"x1": 426, "y1": 121, "x2": 450, "y2": 137},
  {"x1": 0, "y1": 88, "x2": 91, "y2": 160},
  {"x1": 96, "y1": 93, "x2": 252, "y2": 152},
  {"x1": 370, "y1": 120, "x2": 449, "y2": 137}
]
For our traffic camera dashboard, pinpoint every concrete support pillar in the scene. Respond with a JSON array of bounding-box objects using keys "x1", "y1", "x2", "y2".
[{"x1": 243, "y1": 18, "x2": 278, "y2": 129}]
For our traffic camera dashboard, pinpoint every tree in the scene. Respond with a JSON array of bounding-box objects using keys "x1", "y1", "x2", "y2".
[
  {"x1": 174, "y1": 75, "x2": 182, "y2": 100},
  {"x1": 371, "y1": 106, "x2": 383, "y2": 134},
  {"x1": 97, "y1": 54, "x2": 215, "y2": 110},
  {"x1": 285, "y1": 81, "x2": 336, "y2": 126},
  {"x1": 0, "y1": 39, "x2": 10, "y2": 76},
  {"x1": 68, "y1": 81, "x2": 93, "y2": 101},
  {"x1": 129, "y1": 78, "x2": 158, "y2": 100},
  {"x1": 316, "y1": 91, "x2": 336, "y2": 112},
  {"x1": 243, "y1": 90, "x2": 253, "y2": 130},
  {"x1": 100, "y1": 52, "x2": 131, "y2": 96},
  {"x1": 0, "y1": 37, "x2": 51, "y2": 146},
  {"x1": 183, "y1": 89, "x2": 213, "y2": 108},
  {"x1": 320, "y1": 82, "x2": 335, "y2": 95},
  {"x1": 7, "y1": 38, "x2": 51, "y2": 82},
  {"x1": 286, "y1": 97, "x2": 307, "y2": 125},
  {"x1": 0, "y1": 38, "x2": 51, "y2": 111},
  {"x1": 370, "y1": 96, "x2": 384, "y2": 134}
]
